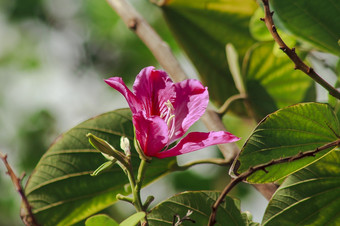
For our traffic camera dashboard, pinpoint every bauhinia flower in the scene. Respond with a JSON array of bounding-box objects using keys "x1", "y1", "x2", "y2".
[{"x1": 105, "y1": 66, "x2": 239, "y2": 159}]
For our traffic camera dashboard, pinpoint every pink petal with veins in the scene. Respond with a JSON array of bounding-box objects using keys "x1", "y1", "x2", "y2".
[
  {"x1": 171, "y1": 79, "x2": 209, "y2": 142},
  {"x1": 155, "y1": 131, "x2": 240, "y2": 159},
  {"x1": 133, "y1": 66, "x2": 175, "y2": 117},
  {"x1": 133, "y1": 112, "x2": 169, "y2": 157},
  {"x1": 104, "y1": 77, "x2": 142, "y2": 114}
]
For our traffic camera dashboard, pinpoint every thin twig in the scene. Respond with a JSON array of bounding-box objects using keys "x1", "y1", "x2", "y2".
[
  {"x1": 208, "y1": 139, "x2": 340, "y2": 225},
  {"x1": 106, "y1": 0, "x2": 276, "y2": 200},
  {"x1": 0, "y1": 152, "x2": 39, "y2": 226},
  {"x1": 171, "y1": 158, "x2": 229, "y2": 172},
  {"x1": 261, "y1": 0, "x2": 340, "y2": 100},
  {"x1": 217, "y1": 93, "x2": 247, "y2": 115}
]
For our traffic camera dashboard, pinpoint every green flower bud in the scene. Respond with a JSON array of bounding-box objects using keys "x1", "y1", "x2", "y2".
[{"x1": 87, "y1": 133, "x2": 128, "y2": 167}]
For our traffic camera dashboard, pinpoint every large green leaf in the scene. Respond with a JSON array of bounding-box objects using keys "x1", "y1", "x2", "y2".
[
  {"x1": 148, "y1": 191, "x2": 249, "y2": 226},
  {"x1": 244, "y1": 42, "x2": 314, "y2": 120},
  {"x1": 262, "y1": 150, "x2": 340, "y2": 225},
  {"x1": 23, "y1": 109, "x2": 174, "y2": 226},
  {"x1": 233, "y1": 103, "x2": 340, "y2": 183},
  {"x1": 159, "y1": 0, "x2": 257, "y2": 108},
  {"x1": 271, "y1": 0, "x2": 340, "y2": 56}
]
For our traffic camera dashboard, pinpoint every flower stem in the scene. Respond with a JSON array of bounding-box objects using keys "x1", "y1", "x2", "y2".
[
  {"x1": 136, "y1": 159, "x2": 148, "y2": 191},
  {"x1": 125, "y1": 159, "x2": 149, "y2": 224}
]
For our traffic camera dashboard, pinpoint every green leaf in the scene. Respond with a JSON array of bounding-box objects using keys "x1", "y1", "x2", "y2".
[
  {"x1": 249, "y1": 7, "x2": 273, "y2": 42},
  {"x1": 249, "y1": 8, "x2": 297, "y2": 48},
  {"x1": 22, "y1": 109, "x2": 174, "y2": 226},
  {"x1": 85, "y1": 214, "x2": 118, "y2": 226},
  {"x1": 159, "y1": 0, "x2": 257, "y2": 108},
  {"x1": 271, "y1": 0, "x2": 340, "y2": 56},
  {"x1": 120, "y1": 212, "x2": 146, "y2": 226},
  {"x1": 244, "y1": 42, "x2": 314, "y2": 120},
  {"x1": 241, "y1": 211, "x2": 260, "y2": 226},
  {"x1": 233, "y1": 103, "x2": 340, "y2": 183},
  {"x1": 148, "y1": 191, "x2": 248, "y2": 226},
  {"x1": 262, "y1": 151, "x2": 340, "y2": 225}
]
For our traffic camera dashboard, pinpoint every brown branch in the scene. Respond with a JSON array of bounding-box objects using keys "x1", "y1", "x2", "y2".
[
  {"x1": 106, "y1": 0, "x2": 277, "y2": 200},
  {"x1": 208, "y1": 139, "x2": 340, "y2": 225},
  {"x1": 0, "y1": 152, "x2": 39, "y2": 226},
  {"x1": 261, "y1": 0, "x2": 340, "y2": 100}
]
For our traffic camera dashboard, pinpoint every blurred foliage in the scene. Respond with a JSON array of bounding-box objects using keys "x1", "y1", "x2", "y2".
[
  {"x1": 7, "y1": 0, "x2": 48, "y2": 22},
  {"x1": 16, "y1": 109, "x2": 56, "y2": 172},
  {"x1": 1, "y1": 0, "x2": 179, "y2": 82}
]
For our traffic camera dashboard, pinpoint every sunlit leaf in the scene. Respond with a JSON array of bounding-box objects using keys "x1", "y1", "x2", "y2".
[
  {"x1": 249, "y1": 8, "x2": 272, "y2": 42},
  {"x1": 262, "y1": 151, "x2": 340, "y2": 225},
  {"x1": 244, "y1": 42, "x2": 314, "y2": 120},
  {"x1": 233, "y1": 103, "x2": 340, "y2": 183},
  {"x1": 159, "y1": 0, "x2": 257, "y2": 108},
  {"x1": 271, "y1": 0, "x2": 340, "y2": 56},
  {"x1": 23, "y1": 109, "x2": 174, "y2": 226},
  {"x1": 148, "y1": 191, "x2": 248, "y2": 226}
]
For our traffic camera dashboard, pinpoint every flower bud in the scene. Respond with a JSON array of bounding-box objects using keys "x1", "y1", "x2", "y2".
[
  {"x1": 87, "y1": 133, "x2": 128, "y2": 167},
  {"x1": 120, "y1": 136, "x2": 131, "y2": 157}
]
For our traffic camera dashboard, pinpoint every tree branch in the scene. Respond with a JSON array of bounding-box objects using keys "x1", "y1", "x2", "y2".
[
  {"x1": 208, "y1": 139, "x2": 340, "y2": 225},
  {"x1": 0, "y1": 152, "x2": 39, "y2": 226},
  {"x1": 261, "y1": 0, "x2": 340, "y2": 100}
]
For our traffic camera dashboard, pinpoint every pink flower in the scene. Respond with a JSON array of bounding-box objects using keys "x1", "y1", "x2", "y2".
[{"x1": 105, "y1": 66, "x2": 239, "y2": 159}]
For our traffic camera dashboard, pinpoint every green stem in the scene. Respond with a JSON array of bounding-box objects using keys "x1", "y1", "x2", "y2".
[
  {"x1": 124, "y1": 159, "x2": 149, "y2": 224},
  {"x1": 136, "y1": 159, "x2": 148, "y2": 191},
  {"x1": 125, "y1": 166, "x2": 143, "y2": 211}
]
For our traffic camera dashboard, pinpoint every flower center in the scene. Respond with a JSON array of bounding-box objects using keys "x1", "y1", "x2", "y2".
[{"x1": 161, "y1": 100, "x2": 175, "y2": 141}]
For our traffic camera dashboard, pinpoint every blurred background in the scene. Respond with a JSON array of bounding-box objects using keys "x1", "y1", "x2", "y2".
[{"x1": 0, "y1": 0, "x2": 267, "y2": 225}]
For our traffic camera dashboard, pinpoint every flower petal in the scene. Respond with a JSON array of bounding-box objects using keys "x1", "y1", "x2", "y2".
[
  {"x1": 171, "y1": 79, "x2": 209, "y2": 142},
  {"x1": 133, "y1": 112, "x2": 169, "y2": 157},
  {"x1": 155, "y1": 131, "x2": 239, "y2": 159},
  {"x1": 105, "y1": 77, "x2": 142, "y2": 114},
  {"x1": 133, "y1": 66, "x2": 175, "y2": 117}
]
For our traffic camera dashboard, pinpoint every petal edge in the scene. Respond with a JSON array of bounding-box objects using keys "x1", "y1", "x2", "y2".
[{"x1": 155, "y1": 131, "x2": 240, "y2": 159}]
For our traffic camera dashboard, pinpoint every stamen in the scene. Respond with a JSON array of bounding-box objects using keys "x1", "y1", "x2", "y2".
[
  {"x1": 167, "y1": 115, "x2": 175, "y2": 127},
  {"x1": 161, "y1": 100, "x2": 176, "y2": 151},
  {"x1": 165, "y1": 100, "x2": 174, "y2": 110},
  {"x1": 168, "y1": 115, "x2": 175, "y2": 140}
]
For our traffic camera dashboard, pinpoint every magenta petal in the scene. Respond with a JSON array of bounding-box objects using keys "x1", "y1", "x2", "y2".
[
  {"x1": 133, "y1": 66, "x2": 175, "y2": 116},
  {"x1": 171, "y1": 79, "x2": 209, "y2": 142},
  {"x1": 105, "y1": 77, "x2": 142, "y2": 114},
  {"x1": 155, "y1": 131, "x2": 240, "y2": 159},
  {"x1": 133, "y1": 112, "x2": 169, "y2": 157}
]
